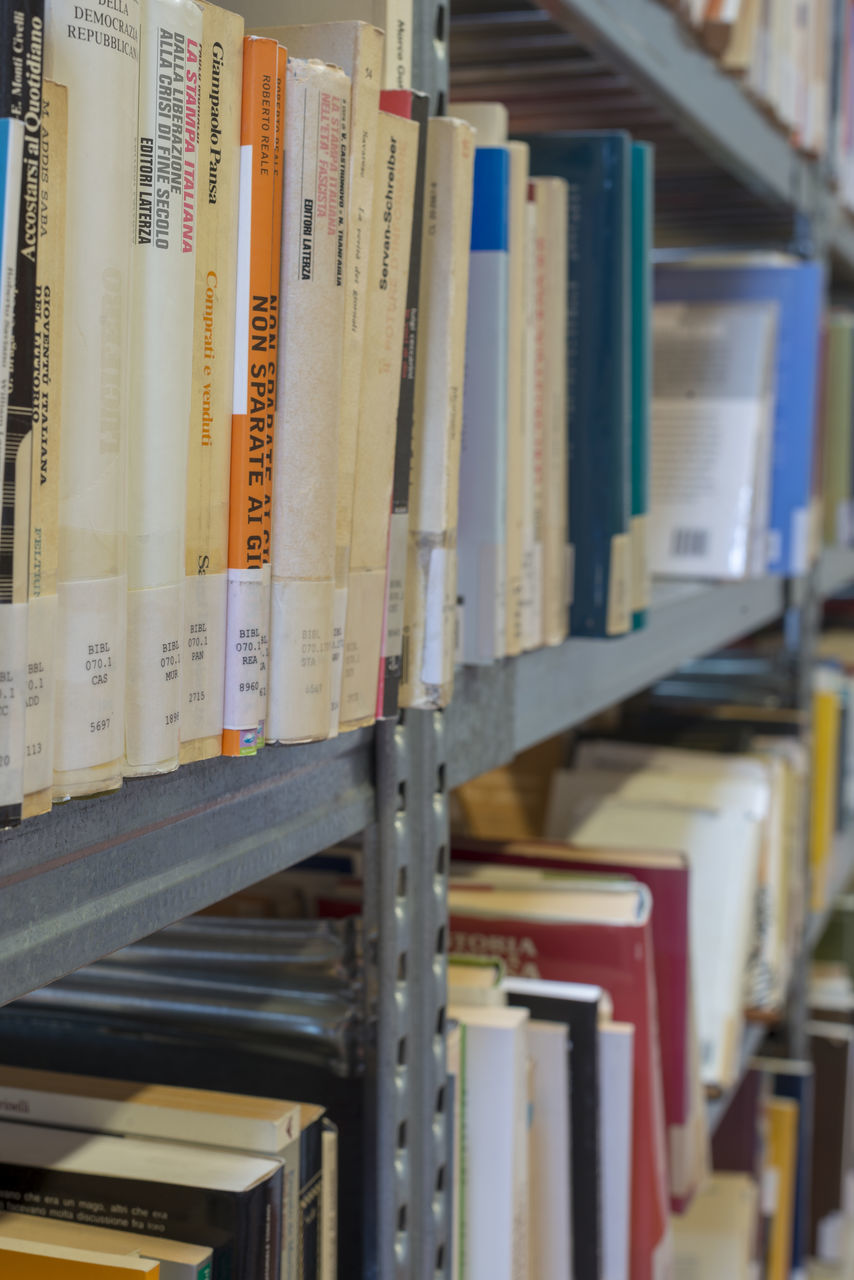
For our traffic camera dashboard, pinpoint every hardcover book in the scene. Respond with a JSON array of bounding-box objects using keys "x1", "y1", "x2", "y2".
[{"x1": 523, "y1": 131, "x2": 633, "y2": 639}]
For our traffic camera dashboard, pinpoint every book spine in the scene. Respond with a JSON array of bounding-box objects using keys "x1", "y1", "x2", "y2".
[
  {"x1": 630, "y1": 142, "x2": 652, "y2": 631},
  {"x1": 0, "y1": 1, "x2": 42, "y2": 827},
  {"x1": 238, "y1": 1165, "x2": 284, "y2": 1280},
  {"x1": 320, "y1": 1122, "x2": 337, "y2": 1280},
  {"x1": 504, "y1": 141, "x2": 528, "y2": 659},
  {"x1": 299, "y1": 1116, "x2": 323, "y2": 1280},
  {"x1": 23, "y1": 80, "x2": 66, "y2": 818},
  {"x1": 520, "y1": 182, "x2": 543, "y2": 652},
  {"x1": 180, "y1": 0, "x2": 243, "y2": 765},
  {"x1": 0, "y1": 119, "x2": 24, "y2": 824},
  {"x1": 267, "y1": 58, "x2": 349, "y2": 745},
  {"x1": 46, "y1": 0, "x2": 139, "y2": 800},
  {"x1": 339, "y1": 110, "x2": 418, "y2": 729},
  {"x1": 222, "y1": 34, "x2": 277, "y2": 758},
  {"x1": 457, "y1": 146, "x2": 509, "y2": 665},
  {"x1": 329, "y1": 25, "x2": 384, "y2": 737},
  {"x1": 125, "y1": 0, "x2": 202, "y2": 777},
  {"x1": 256, "y1": 43, "x2": 285, "y2": 749},
  {"x1": 541, "y1": 177, "x2": 569, "y2": 647},
  {"x1": 375, "y1": 89, "x2": 428, "y2": 721},
  {"x1": 381, "y1": 0, "x2": 413, "y2": 90},
  {"x1": 399, "y1": 117, "x2": 475, "y2": 709}
]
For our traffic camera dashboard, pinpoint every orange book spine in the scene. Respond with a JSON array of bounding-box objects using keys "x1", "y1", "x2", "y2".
[
  {"x1": 223, "y1": 35, "x2": 278, "y2": 757},
  {"x1": 256, "y1": 45, "x2": 286, "y2": 747}
]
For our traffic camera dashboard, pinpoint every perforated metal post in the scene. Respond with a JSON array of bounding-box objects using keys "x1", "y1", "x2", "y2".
[
  {"x1": 363, "y1": 717, "x2": 413, "y2": 1280},
  {"x1": 407, "y1": 708, "x2": 452, "y2": 1279}
]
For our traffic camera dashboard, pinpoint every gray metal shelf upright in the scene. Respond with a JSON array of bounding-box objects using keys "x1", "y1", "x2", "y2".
[{"x1": 6, "y1": 4, "x2": 854, "y2": 1278}]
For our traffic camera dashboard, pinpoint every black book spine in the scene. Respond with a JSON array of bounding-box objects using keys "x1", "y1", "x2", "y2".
[
  {"x1": 299, "y1": 1116, "x2": 323, "y2": 1280},
  {"x1": 379, "y1": 91, "x2": 429, "y2": 719},
  {"x1": 0, "y1": 0, "x2": 43, "y2": 829}
]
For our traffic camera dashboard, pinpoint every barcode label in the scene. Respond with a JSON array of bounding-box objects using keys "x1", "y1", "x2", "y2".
[{"x1": 670, "y1": 527, "x2": 709, "y2": 558}]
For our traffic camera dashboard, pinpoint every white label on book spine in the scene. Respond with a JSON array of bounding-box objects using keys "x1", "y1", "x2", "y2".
[
  {"x1": 383, "y1": 511, "x2": 408, "y2": 666},
  {"x1": 23, "y1": 593, "x2": 57, "y2": 796},
  {"x1": 422, "y1": 546, "x2": 450, "y2": 688},
  {"x1": 125, "y1": 583, "x2": 183, "y2": 771},
  {"x1": 181, "y1": 571, "x2": 226, "y2": 742},
  {"x1": 329, "y1": 584, "x2": 347, "y2": 738},
  {"x1": 0, "y1": 602, "x2": 26, "y2": 808},
  {"x1": 791, "y1": 505, "x2": 810, "y2": 575},
  {"x1": 257, "y1": 561, "x2": 270, "y2": 744},
  {"x1": 631, "y1": 514, "x2": 650, "y2": 612},
  {"x1": 223, "y1": 570, "x2": 264, "y2": 734},
  {"x1": 268, "y1": 578, "x2": 334, "y2": 743},
  {"x1": 54, "y1": 576, "x2": 126, "y2": 772}
]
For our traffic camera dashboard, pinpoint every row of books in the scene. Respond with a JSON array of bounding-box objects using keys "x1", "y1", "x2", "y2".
[
  {"x1": 649, "y1": 253, "x2": 823, "y2": 583},
  {"x1": 665, "y1": 0, "x2": 832, "y2": 163},
  {"x1": 1, "y1": 0, "x2": 662, "y2": 828}
]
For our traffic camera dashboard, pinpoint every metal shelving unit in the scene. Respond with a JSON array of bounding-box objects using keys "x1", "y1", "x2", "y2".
[{"x1": 8, "y1": 3, "x2": 854, "y2": 1276}]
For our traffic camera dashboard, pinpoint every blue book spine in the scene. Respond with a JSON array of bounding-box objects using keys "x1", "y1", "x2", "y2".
[
  {"x1": 655, "y1": 260, "x2": 824, "y2": 576},
  {"x1": 521, "y1": 131, "x2": 633, "y2": 638},
  {"x1": 457, "y1": 146, "x2": 510, "y2": 664},
  {"x1": 631, "y1": 142, "x2": 653, "y2": 631}
]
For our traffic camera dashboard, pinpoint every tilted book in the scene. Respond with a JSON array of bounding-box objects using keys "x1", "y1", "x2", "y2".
[
  {"x1": 126, "y1": 0, "x2": 203, "y2": 776},
  {"x1": 0, "y1": 116, "x2": 24, "y2": 823},
  {"x1": 398, "y1": 116, "x2": 475, "y2": 709},
  {"x1": 22, "y1": 81, "x2": 66, "y2": 818},
  {"x1": 251, "y1": 22, "x2": 384, "y2": 738},
  {"x1": 375, "y1": 89, "x2": 428, "y2": 722},
  {"x1": 46, "y1": 0, "x2": 139, "y2": 799},
  {"x1": 339, "y1": 109, "x2": 418, "y2": 729},
  {"x1": 180, "y1": 0, "x2": 244, "y2": 765},
  {"x1": 457, "y1": 145, "x2": 509, "y2": 664},
  {"x1": 0, "y1": 1, "x2": 43, "y2": 826},
  {"x1": 267, "y1": 57, "x2": 350, "y2": 743},
  {"x1": 223, "y1": 34, "x2": 278, "y2": 757}
]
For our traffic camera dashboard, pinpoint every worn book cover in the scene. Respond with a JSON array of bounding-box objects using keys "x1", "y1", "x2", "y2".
[
  {"x1": 181, "y1": 0, "x2": 243, "y2": 764},
  {"x1": 46, "y1": 0, "x2": 139, "y2": 799}
]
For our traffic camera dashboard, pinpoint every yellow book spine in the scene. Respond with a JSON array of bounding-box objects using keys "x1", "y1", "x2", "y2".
[{"x1": 809, "y1": 681, "x2": 841, "y2": 911}]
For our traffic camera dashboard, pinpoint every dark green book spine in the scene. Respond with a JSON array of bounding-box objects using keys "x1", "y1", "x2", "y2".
[
  {"x1": 299, "y1": 1116, "x2": 323, "y2": 1280},
  {"x1": 631, "y1": 142, "x2": 653, "y2": 632}
]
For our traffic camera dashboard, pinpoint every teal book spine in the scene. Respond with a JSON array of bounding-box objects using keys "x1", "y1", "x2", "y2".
[
  {"x1": 521, "y1": 131, "x2": 633, "y2": 638},
  {"x1": 631, "y1": 142, "x2": 653, "y2": 631}
]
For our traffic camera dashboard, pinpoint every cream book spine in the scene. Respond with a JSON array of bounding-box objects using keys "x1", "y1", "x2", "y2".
[
  {"x1": 46, "y1": 0, "x2": 140, "y2": 800},
  {"x1": 267, "y1": 57, "x2": 350, "y2": 743},
  {"x1": 505, "y1": 140, "x2": 528, "y2": 658},
  {"x1": 251, "y1": 22, "x2": 384, "y2": 737},
  {"x1": 180, "y1": 1, "x2": 243, "y2": 765},
  {"x1": 321, "y1": 1120, "x2": 338, "y2": 1280},
  {"x1": 23, "y1": 82, "x2": 67, "y2": 819},
  {"x1": 399, "y1": 116, "x2": 475, "y2": 709},
  {"x1": 540, "y1": 176, "x2": 569, "y2": 647},
  {"x1": 125, "y1": 0, "x2": 202, "y2": 776},
  {"x1": 520, "y1": 181, "x2": 544, "y2": 652},
  {"x1": 0, "y1": 119, "x2": 24, "y2": 824},
  {"x1": 339, "y1": 110, "x2": 418, "y2": 729}
]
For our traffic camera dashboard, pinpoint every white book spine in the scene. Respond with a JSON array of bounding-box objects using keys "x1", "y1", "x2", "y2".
[
  {"x1": 457, "y1": 182, "x2": 509, "y2": 666},
  {"x1": 267, "y1": 58, "x2": 350, "y2": 744},
  {"x1": 46, "y1": 0, "x2": 140, "y2": 798},
  {"x1": 125, "y1": 0, "x2": 202, "y2": 776},
  {"x1": 0, "y1": 120, "x2": 23, "y2": 820},
  {"x1": 400, "y1": 117, "x2": 475, "y2": 708},
  {"x1": 382, "y1": 0, "x2": 413, "y2": 89},
  {"x1": 504, "y1": 141, "x2": 528, "y2": 659},
  {"x1": 541, "y1": 177, "x2": 569, "y2": 646}
]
